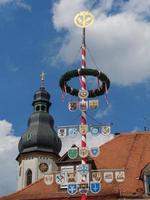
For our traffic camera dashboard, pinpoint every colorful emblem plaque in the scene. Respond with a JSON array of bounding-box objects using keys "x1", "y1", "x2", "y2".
[
  {"x1": 44, "y1": 174, "x2": 53, "y2": 185},
  {"x1": 115, "y1": 171, "x2": 125, "y2": 182},
  {"x1": 68, "y1": 127, "x2": 79, "y2": 137},
  {"x1": 101, "y1": 126, "x2": 111, "y2": 136},
  {"x1": 103, "y1": 172, "x2": 113, "y2": 183},
  {"x1": 92, "y1": 171, "x2": 102, "y2": 182},
  {"x1": 67, "y1": 172, "x2": 76, "y2": 183},
  {"x1": 79, "y1": 147, "x2": 89, "y2": 158},
  {"x1": 68, "y1": 147, "x2": 78, "y2": 159},
  {"x1": 90, "y1": 126, "x2": 100, "y2": 136},
  {"x1": 79, "y1": 183, "x2": 89, "y2": 194},
  {"x1": 79, "y1": 124, "x2": 88, "y2": 135},
  {"x1": 55, "y1": 173, "x2": 65, "y2": 185},
  {"x1": 79, "y1": 101, "x2": 88, "y2": 111},
  {"x1": 89, "y1": 100, "x2": 99, "y2": 110},
  {"x1": 57, "y1": 128, "x2": 67, "y2": 138},
  {"x1": 78, "y1": 89, "x2": 89, "y2": 99},
  {"x1": 68, "y1": 101, "x2": 78, "y2": 111},
  {"x1": 78, "y1": 164, "x2": 89, "y2": 176},
  {"x1": 90, "y1": 181, "x2": 101, "y2": 193},
  {"x1": 67, "y1": 183, "x2": 77, "y2": 195},
  {"x1": 90, "y1": 147, "x2": 100, "y2": 157}
]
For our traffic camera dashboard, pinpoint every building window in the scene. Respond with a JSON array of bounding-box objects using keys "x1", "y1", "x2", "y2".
[
  {"x1": 26, "y1": 169, "x2": 32, "y2": 186},
  {"x1": 41, "y1": 105, "x2": 46, "y2": 111},
  {"x1": 146, "y1": 175, "x2": 150, "y2": 194},
  {"x1": 36, "y1": 106, "x2": 40, "y2": 111},
  {"x1": 19, "y1": 167, "x2": 22, "y2": 176}
]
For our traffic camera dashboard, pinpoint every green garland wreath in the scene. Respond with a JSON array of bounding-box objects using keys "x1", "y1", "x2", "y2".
[{"x1": 59, "y1": 68, "x2": 110, "y2": 98}]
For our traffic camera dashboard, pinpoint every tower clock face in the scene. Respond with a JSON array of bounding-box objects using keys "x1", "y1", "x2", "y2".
[{"x1": 39, "y1": 163, "x2": 49, "y2": 172}]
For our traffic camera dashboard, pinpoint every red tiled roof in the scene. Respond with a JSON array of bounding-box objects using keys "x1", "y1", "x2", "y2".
[
  {"x1": 1, "y1": 132, "x2": 150, "y2": 200},
  {"x1": 93, "y1": 132, "x2": 150, "y2": 196}
]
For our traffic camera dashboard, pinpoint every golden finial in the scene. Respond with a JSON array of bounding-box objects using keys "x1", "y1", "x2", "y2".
[
  {"x1": 74, "y1": 11, "x2": 94, "y2": 28},
  {"x1": 40, "y1": 71, "x2": 45, "y2": 87}
]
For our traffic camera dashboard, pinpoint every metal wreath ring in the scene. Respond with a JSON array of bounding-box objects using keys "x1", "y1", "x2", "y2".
[{"x1": 59, "y1": 68, "x2": 110, "y2": 98}]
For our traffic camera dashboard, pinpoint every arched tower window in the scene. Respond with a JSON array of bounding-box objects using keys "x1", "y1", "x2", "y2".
[{"x1": 26, "y1": 169, "x2": 32, "y2": 186}]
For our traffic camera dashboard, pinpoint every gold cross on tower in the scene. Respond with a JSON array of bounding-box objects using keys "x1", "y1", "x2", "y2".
[{"x1": 40, "y1": 71, "x2": 45, "y2": 87}]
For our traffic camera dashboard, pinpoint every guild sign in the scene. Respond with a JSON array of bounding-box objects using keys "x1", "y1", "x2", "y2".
[
  {"x1": 79, "y1": 101, "x2": 88, "y2": 111},
  {"x1": 44, "y1": 174, "x2": 53, "y2": 185},
  {"x1": 79, "y1": 147, "x2": 89, "y2": 158},
  {"x1": 101, "y1": 126, "x2": 111, "y2": 136},
  {"x1": 68, "y1": 147, "x2": 78, "y2": 159},
  {"x1": 90, "y1": 181, "x2": 101, "y2": 193},
  {"x1": 90, "y1": 147, "x2": 100, "y2": 157},
  {"x1": 67, "y1": 172, "x2": 76, "y2": 183},
  {"x1": 79, "y1": 183, "x2": 89, "y2": 194},
  {"x1": 55, "y1": 173, "x2": 65, "y2": 185},
  {"x1": 78, "y1": 89, "x2": 89, "y2": 99},
  {"x1": 67, "y1": 183, "x2": 77, "y2": 195},
  {"x1": 57, "y1": 128, "x2": 67, "y2": 138},
  {"x1": 68, "y1": 101, "x2": 78, "y2": 111},
  {"x1": 78, "y1": 164, "x2": 89, "y2": 176},
  {"x1": 89, "y1": 100, "x2": 99, "y2": 110},
  {"x1": 103, "y1": 172, "x2": 113, "y2": 183},
  {"x1": 92, "y1": 171, "x2": 102, "y2": 182},
  {"x1": 90, "y1": 126, "x2": 100, "y2": 136},
  {"x1": 79, "y1": 124, "x2": 88, "y2": 135},
  {"x1": 68, "y1": 127, "x2": 79, "y2": 138},
  {"x1": 115, "y1": 171, "x2": 125, "y2": 182}
]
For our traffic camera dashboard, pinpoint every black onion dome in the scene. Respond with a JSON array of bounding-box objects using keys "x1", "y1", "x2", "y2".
[{"x1": 18, "y1": 86, "x2": 61, "y2": 156}]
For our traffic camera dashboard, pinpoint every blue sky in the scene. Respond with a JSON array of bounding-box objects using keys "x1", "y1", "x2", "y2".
[
  {"x1": 0, "y1": 0, "x2": 150, "y2": 196},
  {"x1": 0, "y1": 0, "x2": 150, "y2": 136}
]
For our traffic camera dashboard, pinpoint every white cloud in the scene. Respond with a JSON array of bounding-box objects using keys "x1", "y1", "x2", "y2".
[
  {"x1": 52, "y1": 0, "x2": 150, "y2": 86},
  {"x1": 95, "y1": 103, "x2": 112, "y2": 119},
  {"x1": 0, "y1": 0, "x2": 31, "y2": 11},
  {"x1": 0, "y1": 120, "x2": 20, "y2": 196}
]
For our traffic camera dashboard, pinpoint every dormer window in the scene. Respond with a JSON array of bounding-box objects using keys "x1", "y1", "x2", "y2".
[
  {"x1": 140, "y1": 163, "x2": 150, "y2": 195},
  {"x1": 146, "y1": 175, "x2": 150, "y2": 194}
]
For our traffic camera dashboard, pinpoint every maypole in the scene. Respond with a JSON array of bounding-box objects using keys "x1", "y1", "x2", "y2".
[
  {"x1": 44, "y1": 9, "x2": 126, "y2": 200},
  {"x1": 80, "y1": 27, "x2": 87, "y2": 200},
  {"x1": 59, "y1": 10, "x2": 110, "y2": 199},
  {"x1": 74, "y1": 11, "x2": 94, "y2": 200}
]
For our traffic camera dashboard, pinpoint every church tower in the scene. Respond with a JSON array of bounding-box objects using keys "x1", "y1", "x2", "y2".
[{"x1": 16, "y1": 73, "x2": 62, "y2": 190}]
